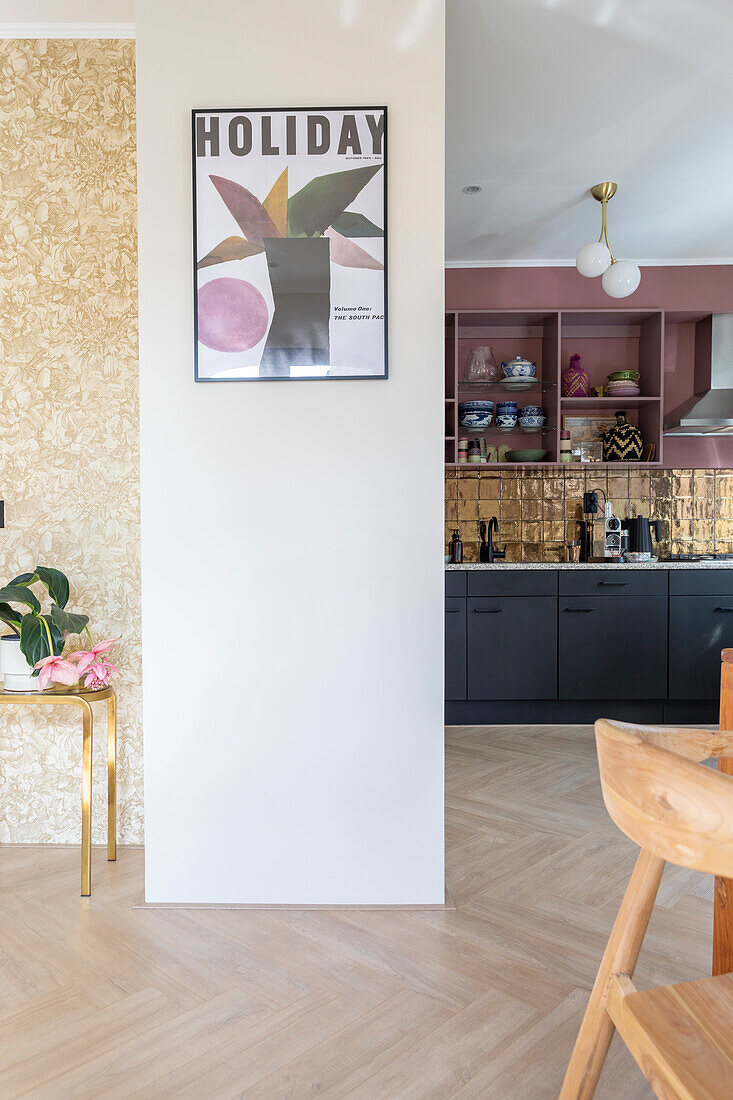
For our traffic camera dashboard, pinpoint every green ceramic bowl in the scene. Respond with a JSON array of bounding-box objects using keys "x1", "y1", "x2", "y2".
[
  {"x1": 506, "y1": 449, "x2": 548, "y2": 463},
  {"x1": 607, "y1": 370, "x2": 640, "y2": 381}
]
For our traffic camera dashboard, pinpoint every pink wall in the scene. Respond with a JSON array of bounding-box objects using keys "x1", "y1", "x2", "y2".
[{"x1": 446, "y1": 265, "x2": 733, "y2": 468}]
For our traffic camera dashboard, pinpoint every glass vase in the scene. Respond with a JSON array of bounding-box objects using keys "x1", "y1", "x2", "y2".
[{"x1": 464, "y1": 345, "x2": 499, "y2": 384}]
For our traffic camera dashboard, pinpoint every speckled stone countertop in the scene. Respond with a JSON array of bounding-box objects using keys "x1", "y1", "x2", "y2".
[{"x1": 445, "y1": 561, "x2": 733, "y2": 570}]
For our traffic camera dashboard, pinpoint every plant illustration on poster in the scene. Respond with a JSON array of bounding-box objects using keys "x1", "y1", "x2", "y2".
[{"x1": 192, "y1": 107, "x2": 387, "y2": 381}]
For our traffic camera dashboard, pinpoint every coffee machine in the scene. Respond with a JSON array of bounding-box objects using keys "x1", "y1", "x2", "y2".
[
  {"x1": 603, "y1": 506, "x2": 624, "y2": 558},
  {"x1": 579, "y1": 490, "x2": 624, "y2": 561}
]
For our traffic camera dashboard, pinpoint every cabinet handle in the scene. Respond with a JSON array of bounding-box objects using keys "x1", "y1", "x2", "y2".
[
  {"x1": 714, "y1": 607, "x2": 733, "y2": 612},
  {"x1": 445, "y1": 608, "x2": 461, "y2": 614},
  {"x1": 598, "y1": 581, "x2": 628, "y2": 587},
  {"x1": 472, "y1": 608, "x2": 502, "y2": 614},
  {"x1": 563, "y1": 608, "x2": 594, "y2": 613}
]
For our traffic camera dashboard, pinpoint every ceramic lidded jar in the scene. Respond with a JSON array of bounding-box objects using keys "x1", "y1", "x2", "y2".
[
  {"x1": 602, "y1": 410, "x2": 643, "y2": 462},
  {"x1": 500, "y1": 355, "x2": 536, "y2": 379},
  {"x1": 561, "y1": 353, "x2": 590, "y2": 397}
]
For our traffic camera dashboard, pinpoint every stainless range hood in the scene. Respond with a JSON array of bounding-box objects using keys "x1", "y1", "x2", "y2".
[{"x1": 664, "y1": 313, "x2": 733, "y2": 436}]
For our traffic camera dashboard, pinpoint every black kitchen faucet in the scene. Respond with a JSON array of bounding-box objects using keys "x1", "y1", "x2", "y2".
[{"x1": 485, "y1": 516, "x2": 506, "y2": 563}]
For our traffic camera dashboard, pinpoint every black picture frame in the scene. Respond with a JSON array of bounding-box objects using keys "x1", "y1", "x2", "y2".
[{"x1": 191, "y1": 106, "x2": 388, "y2": 383}]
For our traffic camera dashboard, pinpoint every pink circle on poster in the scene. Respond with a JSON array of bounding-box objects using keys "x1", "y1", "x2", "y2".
[{"x1": 197, "y1": 277, "x2": 268, "y2": 352}]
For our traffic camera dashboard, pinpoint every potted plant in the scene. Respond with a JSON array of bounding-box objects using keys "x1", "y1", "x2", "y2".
[{"x1": 0, "y1": 567, "x2": 116, "y2": 692}]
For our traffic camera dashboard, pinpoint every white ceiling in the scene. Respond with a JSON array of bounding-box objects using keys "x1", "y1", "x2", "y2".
[{"x1": 446, "y1": 0, "x2": 733, "y2": 265}]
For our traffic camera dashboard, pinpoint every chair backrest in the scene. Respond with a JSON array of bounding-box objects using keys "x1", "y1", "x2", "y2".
[{"x1": 595, "y1": 719, "x2": 733, "y2": 877}]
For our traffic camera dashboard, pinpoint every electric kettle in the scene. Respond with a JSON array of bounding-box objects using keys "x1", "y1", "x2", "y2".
[{"x1": 622, "y1": 516, "x2": 663, "y2": 555}]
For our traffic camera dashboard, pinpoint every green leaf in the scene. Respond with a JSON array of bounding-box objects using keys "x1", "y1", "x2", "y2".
[
  {"x1": 331, "y1": 211, "x2": 383, "y2": 237},
  {"x1": 20, "y1": 614, "x2": 63, "y2": 666},
  {"x1": 0, "y1": 584, "x2": 40, "y2": 612},
  {"x1": 50, "y1": 604, "x2": 89, "y2": 637},
  {"x1": 47, "y1": 617, "x2": 64, "y2": 656},
  {"x1": 0, "y1": 603, "x2": 22, "y2": 634},
  {"x1": 9, "y1": 572, "x2": 37, "y2": 586},
  {"x1": 35, "y1": 567, "x2": 70, "y2": 609},
  {"x1": 287, "y1": 164, "x2": 383, "y2": 238}
]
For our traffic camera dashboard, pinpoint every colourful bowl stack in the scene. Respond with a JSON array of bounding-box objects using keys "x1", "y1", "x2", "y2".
[{"x1": 607, "y1": 370, "x2": 641, "y2": 397}]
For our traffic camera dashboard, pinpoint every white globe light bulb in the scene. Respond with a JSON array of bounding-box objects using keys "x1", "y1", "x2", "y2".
[
  {"x1": 601, "y1": 259, "x2": 641, "y2": 299},
  {"x1": 576, "y1": 241, "x2": 612, "y2": 278}
]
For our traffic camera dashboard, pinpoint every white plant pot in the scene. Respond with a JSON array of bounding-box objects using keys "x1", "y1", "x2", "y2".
[{"x1": 1, "y1": 635, "x2": 38, "y2": 691}]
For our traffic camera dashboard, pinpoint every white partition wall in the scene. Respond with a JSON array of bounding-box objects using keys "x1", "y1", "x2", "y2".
[{"x1": 137, "y1": 0, "x2": 446, "y2": 903}]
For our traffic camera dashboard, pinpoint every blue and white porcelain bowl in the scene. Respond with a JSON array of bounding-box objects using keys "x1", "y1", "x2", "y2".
[
  {"x1": 496, "y1": 400, "x2": 518, "y2": 413},
  {"x1": 496, "y1": 412, "x2": 518, "y2": 431},
  {"x1": 501, "y1": 356, "x2": 537, "y2": 379},
  {"x1": 519, "y1": 405, "x2": 544, "y2": 418},
  {"x1": 518, "y1": 414, "x2": 546, "y2": 433},
  {"x1": 458, "y1": 400, "x2": 494, "y2": 429}
]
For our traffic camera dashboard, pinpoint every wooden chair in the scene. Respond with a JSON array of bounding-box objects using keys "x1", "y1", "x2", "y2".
[
  {"x1": 715, "y1": 649, "x2": 733, "y2": 975},
  {"x1": 560, "y1": 718, "x2": 733, "y2": 1099}
]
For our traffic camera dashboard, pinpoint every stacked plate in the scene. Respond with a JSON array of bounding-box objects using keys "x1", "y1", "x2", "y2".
[
  {"x1": 498, "y1": 376, "x2": 540, "y2": 391},
  {"x1": 607, "y1": 370, "x2": 640, "y2": 397}
]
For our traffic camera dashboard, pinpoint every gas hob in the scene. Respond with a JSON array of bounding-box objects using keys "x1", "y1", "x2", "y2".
[{"x1": 658, "y1": 553, "x2": 733, "y2": 562}]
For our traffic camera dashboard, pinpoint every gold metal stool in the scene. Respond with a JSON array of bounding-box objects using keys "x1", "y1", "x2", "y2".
[{"x1": 0, "y1": 684, "x2": 116, "y2": 895}]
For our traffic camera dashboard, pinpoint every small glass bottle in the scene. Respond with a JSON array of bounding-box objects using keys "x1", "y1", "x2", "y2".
[{"x1": 450, "y1": 529, "x2": 463, "y2": 563}]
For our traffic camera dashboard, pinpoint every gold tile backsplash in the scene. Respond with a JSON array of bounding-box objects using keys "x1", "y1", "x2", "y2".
[{"x1": 445, "y1": 468, "x2": 733, "y2": 562}]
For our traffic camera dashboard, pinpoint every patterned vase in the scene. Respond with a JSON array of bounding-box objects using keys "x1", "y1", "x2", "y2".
[
  {"x1": 602, "y1": 410, "x2": 643, "y2": 462},
  {"x1": 561, "y1": 353, "x2": 590, "y2": 397}
]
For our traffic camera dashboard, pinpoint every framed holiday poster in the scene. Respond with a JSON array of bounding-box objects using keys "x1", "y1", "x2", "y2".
[{"x1": 192, "y1": 107, "x2": 387, "y2": 382}]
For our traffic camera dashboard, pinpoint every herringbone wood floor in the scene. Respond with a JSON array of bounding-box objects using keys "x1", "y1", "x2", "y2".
[{"x1": 0, "y1": 725, "x2": 713, "y2": 1098}]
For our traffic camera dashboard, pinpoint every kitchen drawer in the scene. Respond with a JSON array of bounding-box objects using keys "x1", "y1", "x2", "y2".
[
  {"x1": 467, "y1": 571, "x2": 558, "y2": 597},
  {"x1": 559, "y1": 595, "x2": 667, "y2": 699},
  {"x1": 669, "y1": 595, "x2": 733, "y2": 698},
  {"x1": 669, "y1": 569, "x2": 733, "y2": 596},
  {"x1": 445, "y1": 571, "x2": 467, "y2": 597},
  {"x1": 559, "y1": 570, "x2": 667, "y2": 597},
  {"x1": 468, "y1": 596, "x2": 557, "y2": 699},
  {"x1": 445, "y1": 598, "x2": 467, "y2": 700}
]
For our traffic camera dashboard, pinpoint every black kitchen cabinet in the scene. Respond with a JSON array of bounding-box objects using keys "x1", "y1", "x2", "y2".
[
  {"x1": 445, "y1": 598, "x2": 467, "y2": 700},
  {"x1": 559, "y1": 595, "x2": 667, "y2": 699},
  {"x1": 469, "y1": 571, "x2": 558, "y2": 597},
  {"x1": 445, "y1": 571, "x2": 467, "y2": 597},
  {"x1": 559, "y1": 571, "x2": 667, "y2": 597},
  {"x1": 669, "y1": 596, "x2": 733, "y2": 699},
  {"x1": 669, "y1": 571, "x2": 733, "y2": 596},
  {"x1": 446, "y1": 567, "x2": 731, "y2": 723},
  {"x1": 468, "y1": 596, "x2": 557, "y2": 700}
]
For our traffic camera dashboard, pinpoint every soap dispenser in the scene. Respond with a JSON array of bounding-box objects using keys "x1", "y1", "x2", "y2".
[{"x1": 450, "y1": 529, "x2": 463, "y2": 564}]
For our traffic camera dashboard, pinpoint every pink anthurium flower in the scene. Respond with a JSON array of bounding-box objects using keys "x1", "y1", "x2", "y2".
[
  {"x1": 34, "y1": 655, "x2": 80, "y2": 692},
  {"x1": 68, "y1": 639, "x2": 116, "y2": 675}
]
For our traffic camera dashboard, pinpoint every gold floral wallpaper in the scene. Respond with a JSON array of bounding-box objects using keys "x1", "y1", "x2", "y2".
[{"x1": 0, "y1": 40, "x2": 141, "y2": 844}]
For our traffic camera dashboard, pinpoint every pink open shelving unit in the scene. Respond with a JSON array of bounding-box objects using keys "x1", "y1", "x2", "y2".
[{"x1": 445, "y1": 308, "x2": 666, "y2": 468}]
